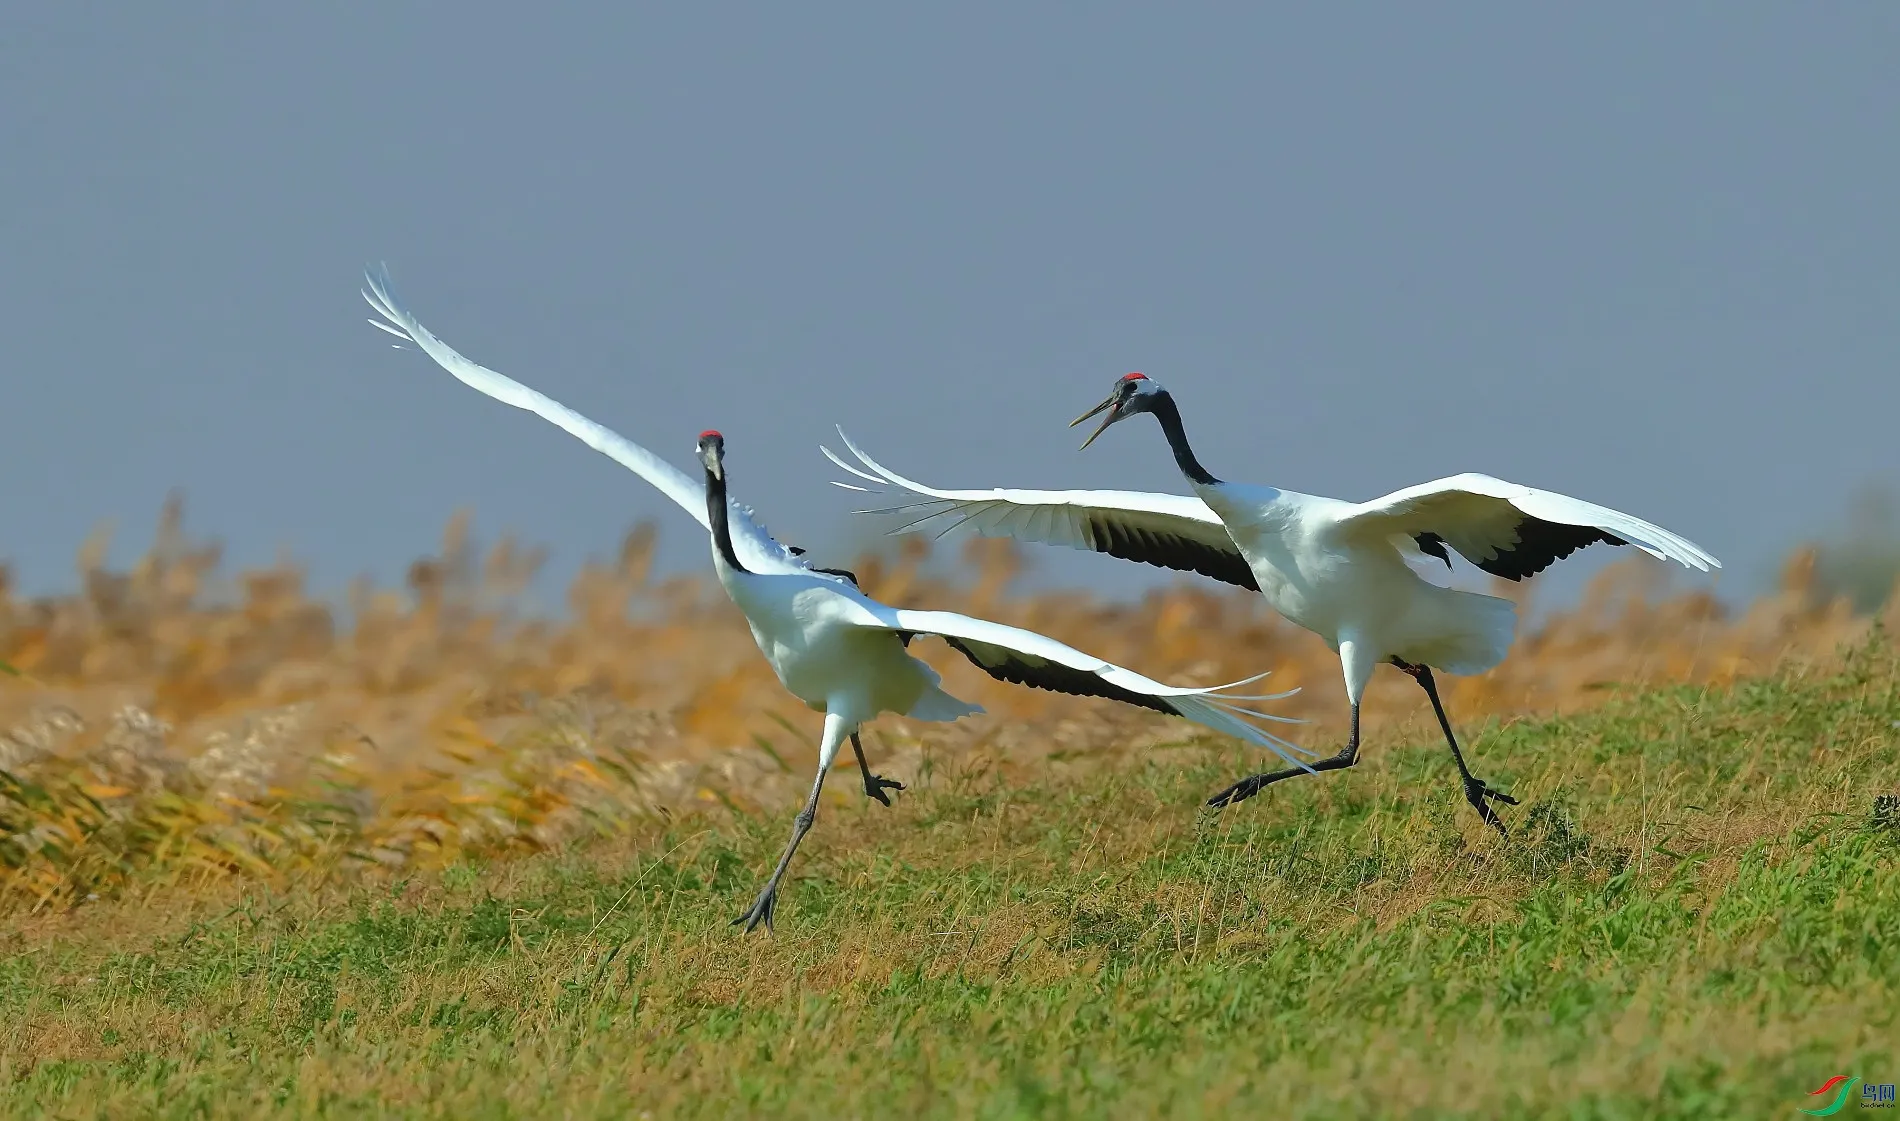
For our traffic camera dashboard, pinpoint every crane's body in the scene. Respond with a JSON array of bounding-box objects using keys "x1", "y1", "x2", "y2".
[
  {"x1": 1190, "y1": 481, "x2": 1520, "y2": 697},
  {"x1": 714, "y1": 565, "x2": 972, "y2": 724},
  {"x1": 364, "y1": 275, "x2": 1302, "y2": 930},
  {"x1": 827, "y1": 372, "x2": 1720, "y2": 832}
]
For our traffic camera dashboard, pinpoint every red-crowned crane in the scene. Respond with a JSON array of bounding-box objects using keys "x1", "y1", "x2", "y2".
[
  {"x1": 364, "y1": 277, "x2": 1304, "y2": 932},
  {"x1": 825, "y1": 372, "x2": 1720, "y2": 835}
]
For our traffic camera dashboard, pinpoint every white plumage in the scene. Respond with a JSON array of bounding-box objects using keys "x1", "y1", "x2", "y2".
[
  {"x1": 363, "y1": 273, "x2": 1302, "y2": 931},
  {"x1": 826, "y1": 372, "x2": 1721, "y2": 833}
]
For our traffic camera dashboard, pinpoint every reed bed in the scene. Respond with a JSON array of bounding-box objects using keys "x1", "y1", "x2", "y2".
[{"x1": 1, "y1": 497, "x2": 1893, "y2": 910}]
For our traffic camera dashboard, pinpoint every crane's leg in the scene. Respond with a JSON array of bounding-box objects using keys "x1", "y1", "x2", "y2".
[
  {"x1": 734, "y1": 712, "x2": 851, "y2": 934},
  {"x1": 1206, "y1": 702, "x2": 1360, "y2": 808},
  {"x1": 850, "y1": 732, "x2": 905, "y2": 807},
  {"x1": 1394, "y1": 660, "x2": 1517, "y2": 835}
]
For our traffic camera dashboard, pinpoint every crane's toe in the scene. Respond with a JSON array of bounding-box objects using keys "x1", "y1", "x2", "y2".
[
  {"x1": 1206, "y1": 775, "x2": 1269, "y2": 808},
  {"x1": 732, "y1": 887, "x2": 779, "y2": 934},
  {"x1": 862, "y1": 773, "x2": 906, "y2": 807},
  {"x1": 1463, "y1": 776, "x2": 1518, "y2": 836}
]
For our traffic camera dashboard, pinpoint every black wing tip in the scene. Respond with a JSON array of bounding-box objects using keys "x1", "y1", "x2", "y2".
[
  {"x1": 937, "y1": 636, "x2": 1174, "y2": 715},
  {"x1": 1473, "y1": 520, "x2": 1629, "y2": 581},
  {"x1": 1082, "y1": 515, "x2": 1259, "y2": 592}
]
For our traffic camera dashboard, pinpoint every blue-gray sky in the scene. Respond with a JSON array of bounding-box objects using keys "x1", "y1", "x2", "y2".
[{"x1": 2, "y1": 5, "x2": 1895, "y2": 606}]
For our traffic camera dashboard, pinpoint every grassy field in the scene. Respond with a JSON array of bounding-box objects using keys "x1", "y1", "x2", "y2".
[
  {"x1": 2, "y1": 510, "x2": 1898, "y2": 1117},
  {"x1": 4, "y1": 642, "x2": 1896, "y2": 1117}
]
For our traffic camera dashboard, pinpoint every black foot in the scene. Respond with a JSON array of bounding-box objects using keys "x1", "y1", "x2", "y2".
[
  {"x1": 1206, "y1": 740, "x2": 1359, "y2": 809},
  {"x1": 862, "y1": 773, "x2": 905, "y2": 807},
  {"x1": 1206, "y1": 774, "x2": 1270, "y2": 808},
  {"x1": 732, "y1": 886, "x2": 778, "y2": 934},
  {"x1": 1464, "y1": 775, "x2": 1519, "y2": 836}
]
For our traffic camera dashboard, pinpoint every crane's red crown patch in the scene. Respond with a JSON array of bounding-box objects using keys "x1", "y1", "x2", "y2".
[
  {"x1": 699, "y1": 429, "x2": 722, "y2": 441},
  {"x1": 1120, "y1": 372, "x2": 1147, "y2": 382}
]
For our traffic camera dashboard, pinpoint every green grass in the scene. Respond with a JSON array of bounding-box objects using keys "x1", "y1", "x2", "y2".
[{"x1": 4, "y1": 641, "x2": 1898, "y2": 1119}]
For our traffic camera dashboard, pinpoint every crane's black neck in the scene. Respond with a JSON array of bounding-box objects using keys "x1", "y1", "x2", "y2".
[
  {"x1": 1149, "y1": 391, "x2": 1221, "y2": 486},
  {"x1": 703, "y1": 464, "x2": 749, "y2": 573}
]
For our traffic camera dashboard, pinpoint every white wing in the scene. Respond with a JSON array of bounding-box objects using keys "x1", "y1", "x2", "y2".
[
  {"x1": 1333, "y1": 472, "x2": 1720, "y2": 580},
  {"x1": 363, "y1": 266, "x2": 816, "y2": 578},
  {"x1": 841, "y1": 602, "x2": 1311, "y2": 769},
  {"x1": 823, "y1": 430, "x2": 1258, "y2": 590}
]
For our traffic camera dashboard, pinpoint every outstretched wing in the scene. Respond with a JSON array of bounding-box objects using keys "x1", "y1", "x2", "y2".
[
  {"x1": 849, "y1": 604, "x2": 1310, "y2": 769},
  {"x1": 824, "y1": 430, "x2": 1258, "y2": 590},
  {"x1": 364, "y1": 266, "x2": 819, "y2": 579},
  {"x1": 1333, "y1": 472, "x2": 1720, "y2": 580}
]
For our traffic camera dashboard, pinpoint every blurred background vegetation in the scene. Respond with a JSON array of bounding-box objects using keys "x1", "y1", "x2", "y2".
[{"x1": 0, "y1": 490, "x2": 1895, "y2": 910}]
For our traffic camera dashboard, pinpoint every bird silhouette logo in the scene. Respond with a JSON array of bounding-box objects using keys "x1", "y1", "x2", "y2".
[{"x1": 1799, "y1": 1075, "x2": 1859, "y2": 1116}]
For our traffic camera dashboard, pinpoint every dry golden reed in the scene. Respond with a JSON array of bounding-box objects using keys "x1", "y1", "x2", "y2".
[{"x1": 0, "y1": 495, "x2": 1893, "y2": 909}]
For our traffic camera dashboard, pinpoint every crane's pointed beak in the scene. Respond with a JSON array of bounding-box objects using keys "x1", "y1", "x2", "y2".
[{"x1": 1070, "y1": 394, "x2": 1121, "y2": 451}]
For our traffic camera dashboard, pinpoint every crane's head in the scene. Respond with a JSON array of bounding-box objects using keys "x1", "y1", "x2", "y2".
[
  {"x1": 696, "y1": 429, "x2": 726, "y2": 479},
  {"x1": 1071, "y1": 372, "x2": 1163, "y2": 450}
]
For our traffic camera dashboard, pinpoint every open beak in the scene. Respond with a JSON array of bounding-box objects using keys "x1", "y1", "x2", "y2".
[{"x1": 1069, "y1": 394, "x2": 1121, "y2": 450}]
